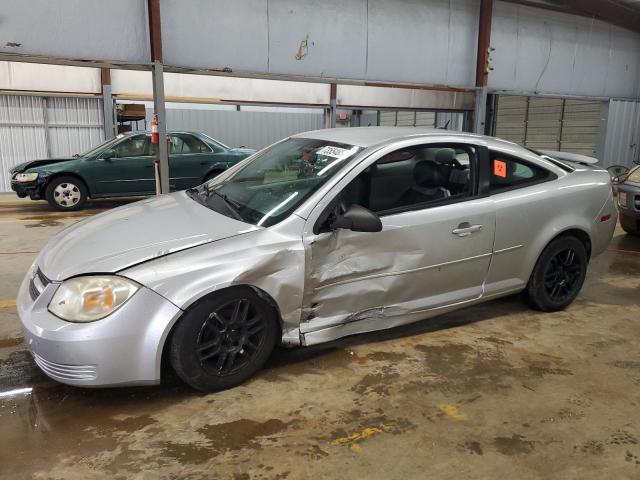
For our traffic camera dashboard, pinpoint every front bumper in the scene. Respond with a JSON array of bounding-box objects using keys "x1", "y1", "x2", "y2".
[
  {"x1": 11, "y1": 179, "x2": 43, "y2": 199},
  {"x1": 617, "y1": 183, "x2": 640, "y2": 233},
  {"x1": 17, "y1": 269, "x2": 183, "y2": 387}
]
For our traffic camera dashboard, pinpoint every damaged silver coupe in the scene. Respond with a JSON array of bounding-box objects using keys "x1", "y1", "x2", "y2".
[{"x1": 17, "y1": 127, "x2": 617, "y2": 391}]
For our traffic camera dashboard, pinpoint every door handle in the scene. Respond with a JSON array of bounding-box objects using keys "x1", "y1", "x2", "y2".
[{"x1": 452, "y1": 222, "x2": 483, "y2": 237}]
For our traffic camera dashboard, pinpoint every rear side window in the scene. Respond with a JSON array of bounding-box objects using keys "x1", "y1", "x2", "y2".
[
  {"x1": 168, "y1": 134, "x2": 211, "y2": 154},
  {"x1": 489, "y1": 151, "x2": 555, "y2": 193}
]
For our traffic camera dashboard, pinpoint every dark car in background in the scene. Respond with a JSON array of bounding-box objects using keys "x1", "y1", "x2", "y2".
[
  {"x1": 616, "y1": 164, "x2": 640, "y2": 235},
  {"x1": 9, "y1": 131, "x2": 255, "y2": 210}
]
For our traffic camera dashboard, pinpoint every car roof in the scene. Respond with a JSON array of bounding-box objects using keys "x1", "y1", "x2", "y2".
[
  {"x1": 292, "y1": 126, "x2": 521, "y2": 149},
  {"x1": 125, "y1": 130, "x2": 204, "y2": 136}
]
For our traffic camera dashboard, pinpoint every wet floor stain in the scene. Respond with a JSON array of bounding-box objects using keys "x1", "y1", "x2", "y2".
[
  {"x1": 161, "y1": 442, "x2": 217, "y2": 465},
  {"x1": 458, "y1": 440, "x2": 484, "y2": 455},
  {"x1": 198, "y1": 419, "x2": 291, "y2": 454},
  {"x1": 0, "y1": 337, "x2": 23, "y2": 348},
  {"x1": 493, "y1": 434, "x2": 536, "y2": 455},
  {"x1": 24, "y1": 219, "x2": 62, "y2": 228},
  {"x1": 351, "y1": 367, "x2": 400, "y2": 396},
  {"x1": 411, "y1": 343, "x2": 573, "y2": 394},
  {"x1": 610, "y1": 360, "x2": 640, "y2": 369},
  {"x1": 579, "y1": 440, "x2": 605, "y2": 455}
]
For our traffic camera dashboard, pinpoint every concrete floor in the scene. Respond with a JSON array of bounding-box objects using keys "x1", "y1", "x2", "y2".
[{"x1": 1, "y1": 193, "x2": 639, "y2": 480}]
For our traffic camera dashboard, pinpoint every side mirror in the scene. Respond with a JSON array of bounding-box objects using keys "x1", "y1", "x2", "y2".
[
  {"x1": 101, "y1": 149, "x2": 116, "y2": 160},
  {"x1": 331, "y1": 205, "x2": 382, "y2": 233}
]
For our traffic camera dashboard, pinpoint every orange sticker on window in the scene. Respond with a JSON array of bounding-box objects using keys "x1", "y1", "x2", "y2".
[{"x1": 494, "y1": 159, "x2": 507, "y2": 178}]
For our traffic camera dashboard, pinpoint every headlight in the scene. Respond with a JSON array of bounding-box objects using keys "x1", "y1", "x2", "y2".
[
  {"x1": 14, "y1": 172, "x2": 38, "y2": 182},
  {"x1": 48, "y1": 276, "x2": 139, "y2": 322}
]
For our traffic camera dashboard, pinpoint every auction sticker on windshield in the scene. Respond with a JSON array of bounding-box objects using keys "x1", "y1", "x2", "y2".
[{"x1": 316, "y1": 145, "x2": 358, "y2": 160}]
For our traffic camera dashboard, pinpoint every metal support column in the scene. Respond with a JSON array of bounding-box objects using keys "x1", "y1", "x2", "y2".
[
  {"x1": 148, "y1": 0, "x2": 169, "y2": 194},
  {"x1": 474, "y1": 87, "x2": 487, "y2": 134},
  {"x1": 152, "y1": 60, "x2": 170, "y2": 194},
  {"x1": 474, "y1": 0, "x2": 493, "y2": 135},
  {"x1": 100, "y1": 68, "x2": 116, "y2": 139},
  {"x1": 328, "y1": 83, "x2": 337, "y2": 128}
]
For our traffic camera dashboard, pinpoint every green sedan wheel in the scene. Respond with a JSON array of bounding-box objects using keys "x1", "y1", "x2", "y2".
[{"x1": 45, "y1": 176, "x2": 88, "y2": 211}]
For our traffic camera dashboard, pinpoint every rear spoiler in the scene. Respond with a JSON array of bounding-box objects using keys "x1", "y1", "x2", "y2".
[{"x1": 537, "y1": 149, "x2": 599, "y2": 166}]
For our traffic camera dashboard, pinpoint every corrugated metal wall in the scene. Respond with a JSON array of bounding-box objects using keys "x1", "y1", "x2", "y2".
[
  {"x1": 136, "y1": 107, "x2": 324, "y2": 150},
  {"x1": 0, "y1": 96, "x2": 48, "y2": 192},
  {"x1": 602, "y1": 100, "x2": 640, "y2": 168},
  {"x1": 47, "y1": 97, "x2": 105, "y2": 157},
  {"x1": 0, "y1": 94, "x2": 104, "y2": 192}
]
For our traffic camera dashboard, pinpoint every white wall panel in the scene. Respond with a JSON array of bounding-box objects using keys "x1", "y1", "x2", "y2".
[
  {"x1": 490, "y1": 1, "x2": 640, "y2": 98},
  {"x1": 111, "y1": 70, "x2": 330, "y2": 105},
  {"x1": 160, "y1": 0, "x2": 478, "y2": 86},
  {"x1": 0, "y1": 62, "x2": 101, "y2": 94},
  {"x1": 337, "y1": 84, "x2": 474, "y2": 110},
  {"x1": 0, "y1": 0, "x2": 149, "y2": 64},
  {"x1": 367, "y1": 0, "x2": 478, "y2": 86}
]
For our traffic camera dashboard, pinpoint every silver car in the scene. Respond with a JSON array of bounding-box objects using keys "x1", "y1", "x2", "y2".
[{"x1": 17, "y1": 128, "x2": 617, "y2": 391}]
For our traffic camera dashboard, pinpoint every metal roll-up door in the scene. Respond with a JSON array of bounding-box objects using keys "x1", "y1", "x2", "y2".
[
  {"x1": 378, "y1": 110, "x2": 436, "y2": 127},
  {"x1": 494, "y1": 95, "x2": 527, "y2": 145},
  {"x1": 494, "y1": 95, "x2": 603, "y2": 157},
  {"x1": 525, "y1": 97, "x2": 563, "y2": 151},
  {"x1": 560, "y1": 100, "x2": 602, "y2": 156}
]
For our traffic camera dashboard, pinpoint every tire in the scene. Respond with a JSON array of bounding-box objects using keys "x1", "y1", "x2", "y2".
[
  {"x1": 620, "y1": 213, "x2": 640, "y2": 236},
  {"x1": 45, "y1": 176, "x2": 88, "y2": 211},
  {"x1": 169, "y1": 287, "x2": 278, "y2": 392},
  {"x1": 526, "y1": 235, "x2": 588, "y2": 312}
]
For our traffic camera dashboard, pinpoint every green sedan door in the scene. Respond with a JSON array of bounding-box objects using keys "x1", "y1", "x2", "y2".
[
  {"x1": 89, "y1": 133, "x2": 156, "y2": 195},
  {"x1": 168, "y1": 133, "x2": 228, "y2": 190}
]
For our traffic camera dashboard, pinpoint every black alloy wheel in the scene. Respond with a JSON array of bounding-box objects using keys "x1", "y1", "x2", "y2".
[
  {"x1": 543, "y1": 248, "x2": 583, "y2": 302},
  {"x1": 170, "y1": 287, "x2": 278, "y2": 392},
  {"x1": 196, "y1": 298, "x2": 266, "y2": 376},
  {"x1": 526, "y1": 235, "x2": 588, "y2": 311}
]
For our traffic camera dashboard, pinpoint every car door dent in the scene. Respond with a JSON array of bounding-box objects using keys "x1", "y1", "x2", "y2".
[{"x1": 315, "y1": 251, "x2": 493, "y2": 291}]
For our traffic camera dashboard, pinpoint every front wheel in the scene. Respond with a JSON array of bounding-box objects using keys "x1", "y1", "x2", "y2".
[
  {"x1": 45, "y1": 176, "x2": 88, "y2": 211},
  {"x1": 169, "y1": 287, "x2": 278, "y2": 392},
  {"x1": 526, "y1": 236, "x2": 588, "y2": 312},
  {"x1": 620, "y1": 213, "x2": 640, "y2": 236}
]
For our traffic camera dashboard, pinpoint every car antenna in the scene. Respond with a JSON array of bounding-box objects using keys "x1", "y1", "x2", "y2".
[{"x1": 437, "y1": 120, "x2": 451, "y2": 130}]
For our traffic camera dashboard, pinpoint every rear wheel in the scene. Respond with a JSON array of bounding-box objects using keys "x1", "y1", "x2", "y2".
[
  {"x1": 169, "y1": 287, "x2": 278, "y2": 392},
  {"x1": 45, "y1": 176, "x2": 88, "y2": 211},
  {"x1": 526, "y1": 236, "x2": 588, "y2": 311}
]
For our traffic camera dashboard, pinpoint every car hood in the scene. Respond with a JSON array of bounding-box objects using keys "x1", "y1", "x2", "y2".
[
  {"x1": 38, "y1": 191, "x2": 258, "y2": 281},
  {"x1": 10, "y1": 158, "x2": 76, "y2": 173}
]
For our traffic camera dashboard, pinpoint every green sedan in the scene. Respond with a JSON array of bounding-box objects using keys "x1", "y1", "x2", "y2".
[{"x1": 9, "y1": 131, "x2": 255, "y2": 210}]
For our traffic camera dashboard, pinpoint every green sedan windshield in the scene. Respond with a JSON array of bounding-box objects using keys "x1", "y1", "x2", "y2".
[
  {"x1": 187, "y1": 137, "x2": 362, "y2": 227},
  {"x1": 79, "y1": 135, "x2": 126, "y2": 158}
]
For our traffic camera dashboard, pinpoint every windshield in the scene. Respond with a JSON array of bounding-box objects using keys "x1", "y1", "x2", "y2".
[
  {"x1": 187, "y1": 137, "x2": 362, "y2": 227},
  {"x1": 198, "y1": 132, "x2": 230, "y2": 150},
  {"x1": 79, "y1": 134, "x2": 127, "y2": 158}
]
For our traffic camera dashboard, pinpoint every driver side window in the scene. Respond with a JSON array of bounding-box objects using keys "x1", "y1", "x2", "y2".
[{"x1": 342, "y1": 143, "x2": 476, "y2": 215}]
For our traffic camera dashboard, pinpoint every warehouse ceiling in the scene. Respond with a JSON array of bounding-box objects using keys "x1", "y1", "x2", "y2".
[{"x1": 504, "y1": 0, "x2": 640, "y2": 33}]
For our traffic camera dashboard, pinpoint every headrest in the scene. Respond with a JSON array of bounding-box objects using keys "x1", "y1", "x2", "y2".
[
  {"x1": 414, "y1": 161, "x2": 445, "y2": 187},
  {"x1": 435, "y1": 148, "x2": 456, "y2": 165}
]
